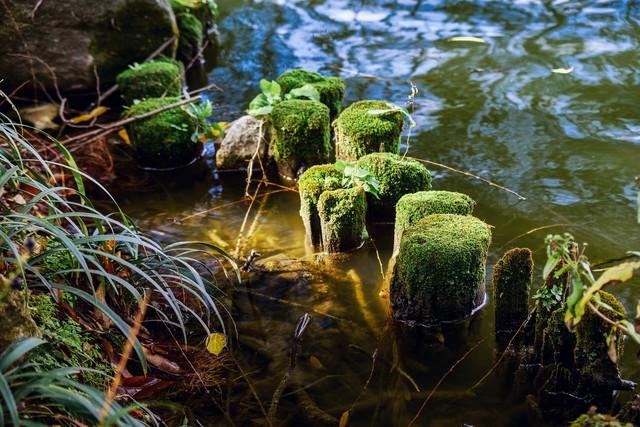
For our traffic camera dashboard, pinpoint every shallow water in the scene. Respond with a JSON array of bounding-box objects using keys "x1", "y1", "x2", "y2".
[{"x1": 116, "y1": 1, "x2": 640, "y2": 425}]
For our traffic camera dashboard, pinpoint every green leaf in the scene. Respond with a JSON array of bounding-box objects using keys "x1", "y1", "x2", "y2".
[
  {"x1": 543, "y1": 255, "x2": 561, "y2": 280},
  {"x1": 287, "y1": 84, "x2": 320, "y2": 102},
  {"x1": 259, "y1": 79, "x2": 281, "y2": 100}
]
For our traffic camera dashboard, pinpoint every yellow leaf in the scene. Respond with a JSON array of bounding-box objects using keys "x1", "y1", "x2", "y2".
[
  {"x1": 206, "y1": 332, "x2": 227, "y2": 356},
  {"x1": 20, "y1": 103, "x2": 59, "y2": 129},
  {"x1": 551, "y1": 66, "x2": 574, "y2": 74},
  {"x1": 309, "y1": 355, "x2": 323, "y2": 369},
  {"x1": 70, "y1": 106, "x2": 108, "y2": 124},
  {"x1": 118, "y1": 129, "x2": 131, "y2": 145},
  {"x1": 339, "y1": 410, "x2": 350, "y2": 427},
  {"x1": 448, "y1": 36, "x2": 486, "y2": 44}
]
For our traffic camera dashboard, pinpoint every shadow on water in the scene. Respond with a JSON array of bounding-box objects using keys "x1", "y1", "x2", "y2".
[{"x1": 113, "y1": 1, "x2": 640, "y2": 425}]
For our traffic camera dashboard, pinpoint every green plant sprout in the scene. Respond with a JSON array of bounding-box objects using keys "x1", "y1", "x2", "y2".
[
  {"x1": 247, "y1": 79, "x2": 320, "y2": 117},
  {"x1": 335, "y1": 159, "x2": 380, "y2": 199}
]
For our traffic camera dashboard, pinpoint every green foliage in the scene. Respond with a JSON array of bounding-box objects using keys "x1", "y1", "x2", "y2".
[
  {"x1": 125, "y1": 97, "x2": 198, "y2": 168},
  {"x1": 334, "y1": 159, "x2": 380, "y2": 199},
  {"x1": 334, "y1": 100, "x2": 405, "y2": 161},
  {"x1": 276, "y1": 69, "x2": 346, "y2": 120},
  {"x1": 394, "y1": 214, "x2": 491, "y2": 322},
  {"x1": 116, "y1": 59, "x2": 183, "y2": 105},
  {"x1": 0, "y1": 338, "x2": 147, "y2": 426},
  {"x1": 247, "y1": 79, "x2": 320, "y2": 117},
  {"x1": 186, "y1": 99, "x2": 214, "y2": 141},
  {"x1": 318, "y1": 186, "x2": 367, "y2": 253},
  {"x1": 533, "y1": 282, "x2": 564, "y2": 311},
  {"x1": 356, "y1": 152, "x2": 432, "y2": 218},
  {"x1": 172, "y1": 0, "x2": 218, "y2": 17},
  {"x1": 570, "y1": 411, "x2": 632, "y2": 427}
]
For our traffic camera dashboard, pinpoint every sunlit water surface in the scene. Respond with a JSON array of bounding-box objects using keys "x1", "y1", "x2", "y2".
[{"x1": 114, "y1": 1, "x2": 640, "y2": 425}]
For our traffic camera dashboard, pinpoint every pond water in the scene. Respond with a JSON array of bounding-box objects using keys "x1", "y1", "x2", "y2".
[{"x1": 115, "y1": 1, "x2": 640, "y2": 425}]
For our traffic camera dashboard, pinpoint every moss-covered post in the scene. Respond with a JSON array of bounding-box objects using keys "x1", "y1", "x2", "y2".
[
  {"x1": 270, "y1": 99, "x2": 331, "y2": 180},
  {"x1": 276, "y1": 69, "x2": 346, "y2": 121},
  {"x1": 125, "y1": 97, "x2": 198, "y2": 169},
  {"x1": 493, "y1": 248, "x2": 533, "y2": 350},
  {"x1": 175, "y1": 12, "x2": 204, "y2": 63},
  {"x1": 333, "y1": 100, "x2": 404, "y2": 161},
  {"x1": 356, "y1": 153, "x2": 432, "y2": 219},
  {"x1": 394, "y1": 191, "x2": 475, "y2": 253},
  {"x1": 298, "y1": 165, "x2": 343, "y2": 247},
  {"x1": 391, "y1": 214, "x2": 492, "y2": 324},
  {"x1": 116, "y1": 59, "x2": 183, "y2": 104},
  {"x1": 318, "y1": 186, "x2": 366, "y2": 253}
]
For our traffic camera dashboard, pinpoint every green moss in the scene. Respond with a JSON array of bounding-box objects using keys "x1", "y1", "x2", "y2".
[
  {"x1": 492, "y1": 248, "x2": 532, "y2": 333},
  {"x1": 176, "y1": 12, "x2": 204, "y2": 63},
  {"x1": 392, "y1": 214, "x2": 491, "y2": 323},
  {"x1": 298, "y1": 165, "x2": 344, "y2": 246},
  {"x1": 29, "y1": 293, "x2": 114, "y2": 389},
  {"x1": 394, "y1": 191, "x2": 475, "y2": 251},
  {"x1": 270, "y1": 99, "x2": 331, "y2": 178},
  {"x1": 574, "y1": 291, "x2": 625, "y2": 380},
  {"x1": 318, "y1": 186, "x2": 366, "y2": 253},
  {"x1": 334, "y1": 100, "x2": 404, "y2": 161},
  {"x1": 276, "y1": 69, "x2": 346, "y2": 120},
  {"x1": 356, "y1": 153, "x2": 432, "y2": 218},
  {"x1": 116, "y1": 58, "x2": 183, "y2": 105},
  {"x1": 125, "y1": 97, "x2": 198, "y2": 169}
]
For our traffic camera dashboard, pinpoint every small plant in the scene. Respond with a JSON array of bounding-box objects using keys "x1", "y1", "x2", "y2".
[
  {"x1": 247, "y1": 79, "x2": 320, "y2": 117},
  {"x1": 335, "y1": 159, "x2": 380, "y2": 199},
  {"x1": 533, "y1": 282, "x2": 564, "y2": 311},
  {"x1": 186, "y1": 100, "x2": 215, "y2": 141},
  {"x1": 173, "y1": 0, "x2": 218, "y2": 17}
]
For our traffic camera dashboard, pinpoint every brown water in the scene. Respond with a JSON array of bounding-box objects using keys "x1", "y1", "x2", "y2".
[{"x1": 114, "y1": 1, "x2": 640, "y2": 425}]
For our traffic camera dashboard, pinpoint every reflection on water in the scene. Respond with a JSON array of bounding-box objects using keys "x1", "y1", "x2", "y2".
[{"x1": 115, "y1": 1, "x2": 640, "y2": 425}]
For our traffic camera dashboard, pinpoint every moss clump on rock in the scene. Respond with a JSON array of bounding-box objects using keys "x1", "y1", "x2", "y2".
[
  {"x1": 176, "y1": 12, "x2": 204, "y2": 63},
  {"x1": 125, "y1": 97, "x2": 198, "y2": 169},
  {"x1": 394, "y1": 191, "x2": 475, "y2": 252},
  {"x1": 116, "y1": 59, "x2": 183, "y2": 104},
  {"x1": 391, "y1": 214, "x2": 491, "y2": 324},
  {"x1": 276, "y1": 69, "x2": 346, "y2": 121},
  {"x1": 318, "y1": 186, "x2": 366, "y2": 253},
  {"x1": 298, "y1": 165, "x2": 344, "y2": 246},
  {"x1": 270, "y1": 99, "x2": 331, "y2": 179},
  {"x1": 356, "y1": 152, "x2": 432, "y2": 218},
  {"x1": 333, "y1": 100, "x2": 404, "y2": 161}
]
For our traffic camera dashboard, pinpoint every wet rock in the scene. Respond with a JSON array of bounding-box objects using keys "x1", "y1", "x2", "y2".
[
  {"x1": 0, "y1": 291, "x2": 41, "y2": 353},
  {"x1": 215, "y1": 115, "x2": 271, "y2": 170},
  {"x1": 0, "y1": 0, "x2": 178, "y2": 93}
]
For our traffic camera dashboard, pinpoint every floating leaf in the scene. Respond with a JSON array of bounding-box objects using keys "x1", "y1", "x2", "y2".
[
  {"x1": 309, "y1": 355, "x2": 323, "y2": 369},
  {"x1": 117, "y1": 128, "x2": 131, "y2": 145},
  {"x1": 206, "y1": 332, "x2": 227, "y2": 356},
  {"x1": 20, "y1": 103, "x2": 59, "y2": 129},
  {"x1": 70, "y1": 106, "x2": 108, "y2": 124},
  {"x1": 551, "y1": 66, "x2": 574, "y2": 74},
  {"x1": 448, "y1": 36, "x2": 486, "y2": 44},
  {"x1": 339, "y1": 410, "x2": 350, "y2": 427}
]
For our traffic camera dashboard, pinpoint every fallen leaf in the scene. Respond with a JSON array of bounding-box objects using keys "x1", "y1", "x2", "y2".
[
  {"x1": 309, "y1": 355, "x2": 323, "y2": 369},
  {"x1": 142, "y1": 347, "x2": 182, "y2": 373},
  {"x1": 20, "y1": 103, "x2": 59, "y2": 129},
  {"x1": 339, "y1": 410, "x2": 350, "y2": 427},
  {"x1": 118, "y1": 128, "x2": 131, "y2": 145},
  {"x1": 70, "y1": 106, "x2": 108, "y2": 124},
  {"x1": 448, "y1": 36, "x2": 486, "y2": 44},
  {"x1": 206, "y1": 332, "x2": 227, "y2": 356},
  {"x1": 551, "y1": 66, "x2": 574, "y2": 74}
]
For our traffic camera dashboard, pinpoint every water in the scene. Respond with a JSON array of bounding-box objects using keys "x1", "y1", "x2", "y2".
[{"x1": 115, "y1": 1, "x2": 640, "y2": 425}]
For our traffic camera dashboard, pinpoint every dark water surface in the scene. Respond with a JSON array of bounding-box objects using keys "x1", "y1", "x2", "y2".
[{"x1": 117, "y1": 1, "x2": 640, "y2": 425}]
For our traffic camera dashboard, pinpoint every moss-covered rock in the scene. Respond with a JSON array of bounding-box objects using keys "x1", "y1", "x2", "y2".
[
  {"x1": 176, "y1": 12, "x2": 204, "y2": 63},
  {"x1": 270, "y1": 99, "x2": 331, "y2": 179},
  {"x1": 334, "y1": 100, "x2": 404, "y2": 161},
  {"x1": 318, "y1": 186, "x2": 366, "y2": 253},
  {"x1": 276, "y1": 69, "x2": 346, "y2": 121},
  {"x1": 356, "y1": 153, "x2": 432, "y2": 219},
  {"x1": 116, "y1": 59, "x2": 183, "y2": 104},
  {"x1": 298, "y1": 165, "x2": 344, "y2": 246},
  {"x1": 493, "y1": 248, "x2": 532, "y2": 347},
  {"x1": 125, "y1": 97, "x2": 198, "y2": 169},
  {"x1": 0, "y1": 291, "x2": 41, "y2": 353},
  {"x1": 391, "y1": 214, "x2": 492, "y2": 324},
  {"x1": 393, "y1": 191, "x2": 475, "y2": 252}
]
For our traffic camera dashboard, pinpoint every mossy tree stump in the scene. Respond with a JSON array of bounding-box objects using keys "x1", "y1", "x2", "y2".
[
  {"x1": 125, "y1": 97, "x2": 198, "y2": 169},
  {"x1": 176, "y1": 12, "x2": 204, "y2": 63},
  {"x1": 271, "y1": 99, "x2": 332, "y2": 180},
  {"x1": 333, "y1": 100, "x2": 404, "y2": 161},
  {"x1": 276, "y1": 69, "x2": 346, "y2": 121},
  {"x1": 394, "y1": 191, "x2": 475, "y2": 252},
  {"x1": 493, "y1": 248, "x2": 533, "y2": 349},
  {"x1": 356, "y1": 153, "x2": 432, "y2": 219},
  {"x1": 116, "y1": 59, "x2": 183, "y2": 104},
  {"x1": 318, "y1": 186, "x2": 366, "y2": 253},
  {"x1": 298, "y1": 165, "x2": 343, "y2": 247},
  {"x1": 391, "y1": 214, "x2": 492, "y2": 324}
]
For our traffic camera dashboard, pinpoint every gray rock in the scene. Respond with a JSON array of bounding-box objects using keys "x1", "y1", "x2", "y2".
[
  {"x1": 0, "y1": 0, "x2": 178, "y2": 93},
  {"x1": 216, "y1": 115, "x2": 272, "y2": 170}
]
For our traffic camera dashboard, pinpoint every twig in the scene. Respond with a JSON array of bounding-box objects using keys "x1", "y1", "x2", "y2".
[{"x1": 340, "y1": 348, "x2": 378, "y2": 426}]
